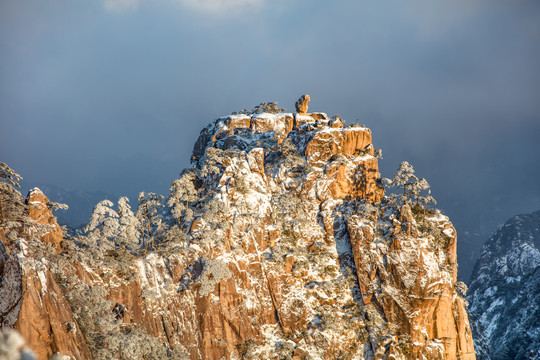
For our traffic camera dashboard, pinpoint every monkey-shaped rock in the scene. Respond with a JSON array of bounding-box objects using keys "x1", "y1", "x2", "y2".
[{"x1": 295, "y1": 94, "x2": 310, "y2": 114}]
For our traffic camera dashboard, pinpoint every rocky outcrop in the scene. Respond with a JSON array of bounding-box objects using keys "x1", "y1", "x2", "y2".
[
  {"x1": 26, "y1": 188, "x2": 63, "y2": 253},
  {"x1": 295, "y1": 94, "x2": 310, "y2": 113},
  {"x1": 348, "y1": 211, "x2": 474, "y2": 359},
  {"x1": 1, "y1": 104, "x2": 475, "y2": 359},
  {"x1": 0, "y1": 188, "x2": 91, "y2": 360},
  {"x1": 192, "y1": 110, "x2": 383, "y2": 204},
  {"x1": 467, "y1": 210, "x2": 540, "y2": 360},
  {"x1": 13, "y1": 254, "x2": 92, "y2": 360}
]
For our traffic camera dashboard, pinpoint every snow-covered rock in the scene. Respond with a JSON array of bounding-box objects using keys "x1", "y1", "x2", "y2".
[
  {"x1": 467, "y1": 210, "x2": 540, "y2": 360},
  {"x1": 0, "y1": 189, "x2": 91, "y2": 360},
  {"x1": 1, "y1": 106, "x2": 476, "y2": 360}
]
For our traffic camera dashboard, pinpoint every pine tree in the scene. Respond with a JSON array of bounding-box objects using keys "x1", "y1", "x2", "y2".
[
  {"x1": 49, "y1": 202, "x2": 69, "y2": 212},
  {"x1": 413, "y1": 178, "x2": 437, "y2": 208},
  {"x1": 392, "y1": 161, "x2": 418, "y2": 203},
  {"x1": 232, "y1": 101, "x2": 285, "y2": 115},
  {"x1": 85, "y1": 200, "x2": 120, "y2": 252},
  {"x1": 200, "y1": 148, "x2": 225, "y2": 181},
  {"x1": 116, "y1": 197, "x2": 141, "y2": 250},
  {"x1": 384, "y1": 161, "x2": 436, "y2": 209},
  {"x1": 0, "y1": 163, "x2": 25, "y2": 224},
  {"x1": 136, "y1": 192, "x2": 164, "y2": 250},
  {"x1": 168, "y1": 169, "x2": 198, "y2": 226}
]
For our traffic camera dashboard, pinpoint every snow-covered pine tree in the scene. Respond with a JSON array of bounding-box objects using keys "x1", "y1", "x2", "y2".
[
  {"x1": 200, "y1": 148, "x2": 225, "y2": 183},
  {"x1": 116, "y1": 197, "x2": 141, "y2": 250},
  {"x1": 391, "y1": 161, "x2": 418, "y2": 203},
  {"x1": 49, "y1": 202, "x2": 69, "y2": 212},
  {"x1": 252, "y1": 101, "x2": 285, "y2": 114},
  {"x1": 412, "y1": 178, "x2": 437, "y2": 209},
  {"x1": 0, "y1": 163, "x2": 25, "y2": 225},
  {"x1": 85, "y1": 199, "x2": 120, "y2": 252},
  {"x1": 232, "y1": 101, "x2": 285, "y2": 115},
  {"x1": 136, "y1": 192, "x2": 164, "y2": 250},
  {"x1": 385, "y1": 161, "x2": 436, "y2": 210},
  {"x1": 168, "y1": 169, "x2": 198, "y2": 227}
]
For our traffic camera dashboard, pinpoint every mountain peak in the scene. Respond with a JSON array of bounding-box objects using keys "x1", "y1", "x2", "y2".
[
  {"x1": 468, "y1": 210, "x2": 540, "y2": 359},
  {"x1": 1, "y1": 101, "x2": 476, "y2": 359},
  {"x1": 192, "y1": 104, "x2": 384, "y2": 205}
]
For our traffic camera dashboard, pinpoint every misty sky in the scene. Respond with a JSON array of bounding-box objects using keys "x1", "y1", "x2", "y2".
[{"x1": 1, "y1": 0, "x2": 540, "y2": 279}]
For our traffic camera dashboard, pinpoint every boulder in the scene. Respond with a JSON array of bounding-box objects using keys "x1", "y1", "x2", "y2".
[{"x1": 295, "y1": 94, "x2": 310, "y2": 113}]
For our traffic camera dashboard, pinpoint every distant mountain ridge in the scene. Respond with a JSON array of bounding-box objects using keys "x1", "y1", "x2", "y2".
[{"x1": 467, "y1": 210, "x2": 540, "y2": 360}]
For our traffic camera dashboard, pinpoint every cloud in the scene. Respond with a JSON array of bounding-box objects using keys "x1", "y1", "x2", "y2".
[
  {"x1": 104, "y1": 0, "x2": 140, "y2": 12},
  {"x1": 177, "y1": 0, "x2": 264, "y2": 14},
  {"x1": 398, "y1": 0, "x2": 492, "y2": 39},
  {"x1": 103, "y1": 0, "x2": 265, "y2": 15}
]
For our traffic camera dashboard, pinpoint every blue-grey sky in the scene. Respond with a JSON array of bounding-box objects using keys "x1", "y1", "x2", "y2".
[{"x1": 1, "y1": 0, "x2": 540, "y2": 279}]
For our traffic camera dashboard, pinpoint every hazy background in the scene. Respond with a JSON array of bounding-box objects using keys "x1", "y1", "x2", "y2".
[{"x1": 2, "y1": 0, "x2": 539, "y2": 280}]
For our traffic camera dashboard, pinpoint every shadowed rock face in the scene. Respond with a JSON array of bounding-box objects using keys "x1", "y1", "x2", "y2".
[
  {"x1": 467, "y1": 210, "x2": 540, "y2": 360},
  {"x1": 1, "y1": 108, "x2": 475, "y2": 360}
]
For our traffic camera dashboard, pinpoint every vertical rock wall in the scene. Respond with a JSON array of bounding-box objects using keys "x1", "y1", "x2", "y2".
[{"x1": 0, "y1": 190, "x2": 91, "y2": 360}]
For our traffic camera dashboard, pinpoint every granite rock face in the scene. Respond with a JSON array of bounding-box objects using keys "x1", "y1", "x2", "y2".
[
  {"x1": 0, "y1": 189, "x2": 91, "y2": 360},
  {"x1": 1, "y1": 107, "x2": 475, "y2": 359},
  {"x1": 26, "y1": 188, "x2": 63, "y2": 253}
]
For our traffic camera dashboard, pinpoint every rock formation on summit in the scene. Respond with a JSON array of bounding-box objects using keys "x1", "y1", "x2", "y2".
[
  {"x1": 295, "y1": 94, "x2": 310, "y2": 113},
  {"x1": 0, "y1": 101, "x2": 475, "y2": 360}
]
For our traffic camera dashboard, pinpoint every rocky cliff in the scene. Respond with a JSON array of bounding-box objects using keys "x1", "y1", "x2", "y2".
[
  {"x1": 467, "y1": 210, "x2": 540, "y2": 360},
  {"x1": 0, "y1": 188, "x2": 91, "y2": 360},
  {"x1": 0, "y1": 104, "x2": 475, "y2": 359}
]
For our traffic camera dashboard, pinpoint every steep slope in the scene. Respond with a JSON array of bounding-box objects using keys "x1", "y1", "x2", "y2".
[
  {"x1": 0, "y1": 189, "x2": 91, "y2": 359},
  {"x1": 1, "y1": 104, "x2": 475, "y2": 359},
  {"x1": 467, "y1": 210, "x2": 540, "y2": 360}
]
